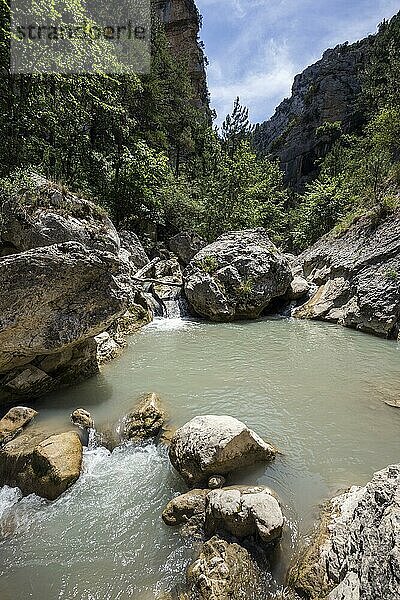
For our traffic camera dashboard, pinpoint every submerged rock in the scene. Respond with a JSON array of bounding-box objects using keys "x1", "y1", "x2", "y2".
[
  {"x1": 288, "y1": 464, "x2": 400, "y2": 600},
  {"x1": 186, "y1": 536, "x2": 262, "y2": 600},
  {"x1": 0, "y1": 430, "x2": 83, "y2": 500},
  {"x1": 183, "y1": 228, "x2": 292, "y2": 322},
  {"x1": 293, "y1": 212, "x2": 400, "y2": 338},
  {"x1": 169, "y1": 415, "x2": 277, "y2": 487},
  {"x1": 168, "y1": 231, "x2": 206, "y2": 266},
  {"x1": 122, "y1": 393, "x2": 166, "y2": 442},
  {"x1": 205, "y1": 486, "x2": 284, "y2": 545},
  {"x1": 0, "y1": 406, "x2": 38, "y2": 445},
  {"x1": 70, "y1": 408, "x2": 94, "y2": 430}
]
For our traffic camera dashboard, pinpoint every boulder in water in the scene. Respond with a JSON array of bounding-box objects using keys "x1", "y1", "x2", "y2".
[
  {"x1": 70, "y1": 408, "x2": 94, "y2": 430},
  {"x1": 0, "y1": 406, "x2": 38, "y2": 445},
  {"x1": 186, "y1": 536, "x2": 262, "y2": 600},
  {"x1": 169, "y1": 415, "x2": 277, "y2": 486},
  {"x1": 122, "y1": 393, "x2": 166, "y2": 442},
  {"x1": 162, "y1": 489, "x2": 209, "y2": 535},
  {"x1": 0, "y1": 241, "x2": 133, "y2": 401},
  {"x1": 205, "y1": 485, "x2": 284, "y2": 544},
  {"x1": 0, "y1": 430, "x2": 83, "y2": 500},
  {"x1": 183, "y1": 228, "x2": 292, "y2": 321},
  {"x1": 288, "y1": 464, "x2": 400, "y2": 600}
]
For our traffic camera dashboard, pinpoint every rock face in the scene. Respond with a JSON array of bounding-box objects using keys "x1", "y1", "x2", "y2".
[
  {"x1": 0, "y1": 430, "x2": 83, "y2": 500},
  {"x1": 122, "y1": 393, "x2": 166, "y2": 441},
  {"x1": 0, "y1": 406, "x2": 38, "y2": 445},
  {"x1": 293, "y1": 212, "x2": 400, "y2": 338},
  {"x1": 0, "y1": 176, "x2": 141, "y2": 403},
  {"x1": 169, "y1": 231, "x2": 206, "y2": 266},
  {"x1": 186, "y1": 536, "x2": 261, "y2": 600},
  {"x1": 169, "y1": 415, "x2": 277, "y2": 486},
  {"x1": 183, "y1": 229, "x2": 292, "y2": 322},
  {"x1": 205, "y1": 486, "x2": 284, "y2": 545},
  {"x1": 154, "y1": 0, "x2": 208, "y2": 108},
  {"x1": 288, "y1": 465, "x2": 400, "y2": 600},
  {"x1": 254, "y1": 37, "x2": 373, "y2": 188}
]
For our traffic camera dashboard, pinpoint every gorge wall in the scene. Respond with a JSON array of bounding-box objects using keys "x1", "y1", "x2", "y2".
[
  {"x1": 154, "y1": 0, "x2": 208, "y2": 107},
  {"x1": 253, "y1": 36, "x2": 375, "y2": 189}
]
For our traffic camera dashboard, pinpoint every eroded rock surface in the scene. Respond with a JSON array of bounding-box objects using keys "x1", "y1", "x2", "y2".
[
  {"x1": 186, "y1": 536, "x2": 262, "y2": 600},
  {"x1": 288, "y1": 464, "x2": 400, "y2": 600},
  {"x1": 70, "y1": 408, "x2": 94, "y2": 430},
  {"x1": 122, "y1": 393, "x2": 166, "y2": 442},
  {"x1": 293, "y1": 212, "x2": 400, "y2": 338},
  {"x1": 169, "y1": 415, "x2": 277, "y2": 486},
  {"x1": 0, "y1": 242, "x2": 132, "y2": 402},
  {"x1": 205, "y1": 486, "x2": 284, "y2": 545},
  {"x1": 183, "y1": 229, "x2": 292, "y2": 322}
]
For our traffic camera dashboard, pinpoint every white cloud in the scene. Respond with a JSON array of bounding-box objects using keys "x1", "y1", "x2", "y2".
[{"x1": 209, "y1": 40, "x2": 296, "y2": 124}]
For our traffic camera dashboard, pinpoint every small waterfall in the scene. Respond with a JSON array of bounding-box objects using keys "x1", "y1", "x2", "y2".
[
  {"x1": 87, "y1": 427, "x2": 97, "y2": 451},
  {"x1": 162, "y1": 294, "x2": 189, "y2": 319}
]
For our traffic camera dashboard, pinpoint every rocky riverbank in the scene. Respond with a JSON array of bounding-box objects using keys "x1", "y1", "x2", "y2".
[{"x1": 292, "y1": 211, "x2": 400, "y2": 339}]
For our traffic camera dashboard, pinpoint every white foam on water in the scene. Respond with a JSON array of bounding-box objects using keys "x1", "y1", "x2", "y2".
[{"x1": 144, "y1": 317, "x2": 197, "y2": 331}]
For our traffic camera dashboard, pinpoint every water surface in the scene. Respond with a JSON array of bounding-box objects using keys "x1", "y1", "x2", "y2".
[{"x1": 1, "y1": 317, "x2": 399, "y2": 599}]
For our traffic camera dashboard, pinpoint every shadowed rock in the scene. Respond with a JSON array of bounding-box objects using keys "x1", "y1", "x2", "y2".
[{"x1": 288, "y1": 464, "x2": 400, "y2": 600}]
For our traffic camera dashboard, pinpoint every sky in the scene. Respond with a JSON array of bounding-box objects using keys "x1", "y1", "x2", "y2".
[{"x1": 196, "y1": 0, "x2": 400, "y2": 125}]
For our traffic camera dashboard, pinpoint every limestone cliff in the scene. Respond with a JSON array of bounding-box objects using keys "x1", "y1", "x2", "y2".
[
  {"x1": 254, "y1": 37, "x2": 374, "y2": 188},
  {"x1": 154, "y1": 0, "x2": 208, "y2": 107}
]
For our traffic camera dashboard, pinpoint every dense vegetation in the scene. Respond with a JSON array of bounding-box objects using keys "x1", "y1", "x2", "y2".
[
  {"x1": 1, "y1": 3, "x2": 399, "y2": 252},
  {"x1": 0, "y1": 3, "x2": 288, "y2": 244},
  {"x1": 290, "y1": 13, "x2": 400, "y2": 250}
]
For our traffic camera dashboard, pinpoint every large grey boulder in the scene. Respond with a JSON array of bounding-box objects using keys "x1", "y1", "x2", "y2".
[
  {"x1": 288, "y1": 464, "x2": 400, "y2": 600},
  {"x1": 293, "y1": 212, "x2": 400, "y2": 338},
  {"x1": 205, "y1": 485, "x2": 284, "y2": 544},
  {"x1": 1, "y1": 175, "x2": 119, "y2": 255},
  {"x1": 0, "y1": 241, "x2": 133, "y2": 401},
  {"x1": 183, "y1": 229, "x2": 292, "y2": 321},
  {"x1": 168, "y1": 231, "x2": 206, "y2": 266},
  {"x1": 0, "y1": 429, "x2": 83, "y2": 500},
  {"x1": 169, "y1": 415, "x2": 277, "y2": 487},
  {"x1": 186, "y1": 536, "x2": 262, "y2": 600}
]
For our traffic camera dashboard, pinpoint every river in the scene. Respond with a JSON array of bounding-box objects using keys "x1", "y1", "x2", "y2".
[{"x1": 0, "y1": 317, "x2": 399, "y2": 599}]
